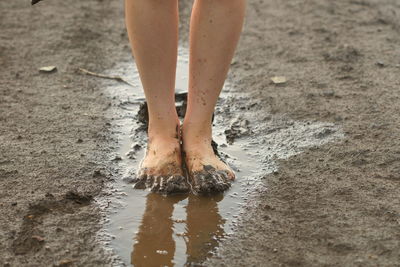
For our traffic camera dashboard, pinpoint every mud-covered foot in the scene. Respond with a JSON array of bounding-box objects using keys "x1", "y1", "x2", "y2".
[
  {"x1": 182, "y1": 125, "x2": 235, "y2": 195},
  {"x1": 133, "y1": 135, "x2": 189, "y2": 195}
]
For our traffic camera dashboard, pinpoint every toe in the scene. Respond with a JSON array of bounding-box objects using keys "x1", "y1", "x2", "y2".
[
  {"x1": 192, "y1": 173, "x2": 206, "y2": 194},
  {"x1": 150, "y1": 176, "x2": 161, "y2": 192},
  {"x1": 145, "y1": 175, "x2": 154, "y2": 189},
  {"x1": 214, "y1": 173, "x2": 230, "y2": 192},
  {"x1": 218, "y1": 170, "x2": 235, "y2": 181},
  {"x1": 173, "y1": 175, "x2": 190, "y2": 193},
  {"x1": 192, "y1": 170, "x2": 232, "y2": 195},
  {"x1": 217, "y1": 171, "x2": 233, "y2": 191},
  {"x1": 161, "y1": 175, "x2": 190, "y2": 194},
  {"x1": 159, "y1": 176, "x2": 167, "y2": 192},
  {"x1": 137, "y1": 167, "x2": 148, "y2": 178},
  {"x1": 133, "y1": 174, "x2": 147, "y2": 189},
  {"x1": 226, "y1": 170, "x2": 236, "y2": 180},
  {"x1": 192, "y1": 172, "x2": 216, "y2": 195}
]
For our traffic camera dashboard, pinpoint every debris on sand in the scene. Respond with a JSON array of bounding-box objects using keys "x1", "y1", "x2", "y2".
[
  {"x1": 39, "y1": 66, "x2": 57, "y2": 73},
  {"x1": 78, "y1": 68, "x2": 135, "y2": 87},
  {"x1": 112, "y1": 156, "x2": 122, "y2": 161},
  {"x1": 65, "y1": 191, "x2": 93, "y2": 204},
  {"x1": 271, "y1": 76, "x2": 287, "y2": 84},
  {"x1": 57, "y1": 259, "x2": 74, "y2": 266},
  {"x1": 136, "y1": 92, "x2": 189, "y2": 128},
  {"x1": 224, "y1": 116, "x2": 252, "y2": 144},
  {"x1": 122, "y1": 176, "x2": 136, "y2": 184},
  {"x1": 125, "y1": 150, "x2": 136, "y2": 160},
  {"x1": 31, "y1": 235, "x2": 45, "y2": 242},
  {"x1": 132, "y1": 143, "x2": 141, "y2": 151},
  {"x1": 137, "y1": 102, "x2": 149, "y2": 126},
  {"x1": 375, "y1": 61, "x2": 386, "y2": 68},
  {"x1": 322, "y1": 45, "x2": 362, "y2": 63},
  {"x1": 314, "y1": 127, "x2": 336, "y2": 139},
  {"x1": 31, "y1": 0, "x2": 43, "y2": 5}
]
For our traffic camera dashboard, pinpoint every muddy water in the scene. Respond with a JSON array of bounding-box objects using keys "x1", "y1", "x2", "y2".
[{"x1": 100, "y1": 49, "x2": 344, "y2": 266}]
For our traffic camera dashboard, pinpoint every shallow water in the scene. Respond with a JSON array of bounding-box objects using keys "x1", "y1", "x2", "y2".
[{"x1": 100, "y1": 48, "x2": 344, "y2": 266}]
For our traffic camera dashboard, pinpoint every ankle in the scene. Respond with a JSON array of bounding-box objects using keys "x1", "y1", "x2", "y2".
[
  {"x1": 182, "y1": 123, "x2": 215, "y2": 158},
  {"x1": 148, "y1": 118, "x2": 181, "y2": 141},
  {"x1": 182, "y1": 120, "x2": 212, "y2": 140}
]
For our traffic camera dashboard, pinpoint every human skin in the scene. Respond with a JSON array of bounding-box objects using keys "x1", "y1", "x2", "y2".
[
  {"x1": 183, "y1": 0, "x2": 246, "y2": 193},
  {"x1": 124, "y1": 0, "x2": 246, "y2": 194}
]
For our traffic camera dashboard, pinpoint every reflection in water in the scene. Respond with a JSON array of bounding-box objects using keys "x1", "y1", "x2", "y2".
[
  {"x1": 132, "y1": 193, "x2": 225, "y2": 266},
  {"x1": 185, "y1": 194, "x2": 225, "y2": 264}
]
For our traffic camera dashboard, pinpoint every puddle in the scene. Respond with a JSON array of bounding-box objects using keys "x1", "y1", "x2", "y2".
[{"x1": 98, "y1": 48, "x2": 344, "y2": 266}]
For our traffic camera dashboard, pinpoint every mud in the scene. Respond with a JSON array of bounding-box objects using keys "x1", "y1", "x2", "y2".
[
  {"x1": 100, "y1": 50, "x2": 342, "y2": 266},
  {"x1": 190, "y1": 166, "x2": 233, "y2": 195},
  {"x1": 1, "y1": 0, "x2": 400, "y2": 266}
]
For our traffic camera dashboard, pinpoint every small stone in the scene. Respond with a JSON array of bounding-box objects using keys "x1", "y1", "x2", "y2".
[
  {"x1": 58, "y1": 259, "x2": 74, "y2": 266},
  {"x1": 39, "y1": 66, "x2": 57, "y2": 73},
  {"x1": 322, "y1": 90, "x2": 335, "y2": 97},
  {"x1": 93, "y1": 170, "x2": 104, "y2": 177},
  {"x1": 122, "y1": 177, "x2": 135, "y2": 184},
  {"x1": 125, "y1": 150, "x2": 136, "y2": 159},
  {"x1": 354, "y1": 258, "x2": 364, "y2": 263},
  {"x1": 31, "y1": 235, "x2": 45, "y2": 242},
  {"x1": 132, "y1": 143, "x2": 142, "y2": 150},
  {"x1": 271, "y1": 76, "x2": 287, "y2": 84},
  {"x1": 112, "y1": 156, "x2": 122, "y2": 161}
]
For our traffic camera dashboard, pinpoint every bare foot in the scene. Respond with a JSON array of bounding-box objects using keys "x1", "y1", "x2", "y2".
[
  {"x1": 182, "y1": 124, "x2": 235, "y2": 195},
  {"x1": 133, "y1": 133, "x2": 190, "y2": 195}
]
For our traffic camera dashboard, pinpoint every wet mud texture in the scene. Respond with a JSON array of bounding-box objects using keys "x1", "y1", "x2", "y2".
[
  {"x1": 0, "y1": 0, "x2": 129, "y2": 265},
  {"x1": 1, "y1": 0, "x2": 400, "y2": 267},
  {"x1": 133, "y1": 165, "x2": 190, "y2": 195},
  {"x1": 197, "y1": 0, "x2": 400, "y2": 266},
  {"x1": 189, "y1": 166, "x2": 232, "y2": 195}
]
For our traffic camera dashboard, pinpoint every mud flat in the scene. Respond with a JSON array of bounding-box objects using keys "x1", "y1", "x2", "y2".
[
  {"x1": 99, "y1": 49, "x2": 343, "y2": 266},
  {"x1": 1, "y1": 0, "x2": 400, "y2": 266}
]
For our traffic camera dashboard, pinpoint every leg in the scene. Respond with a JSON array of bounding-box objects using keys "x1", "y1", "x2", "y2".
[
  {"x1": 125, "y1": 0, "x2": 189, "y2": 194},
  {"x1": 182, "y1": 0, "x2": 246, "y2": 194}
]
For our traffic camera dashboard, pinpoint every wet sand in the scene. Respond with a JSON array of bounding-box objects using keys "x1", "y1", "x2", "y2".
[
  {"x1": 1, "y1": 0, "x2": 400, "y2": 266},
  {"x1": 100, "y1": 52, "x2": 342, "y2": 265}
]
